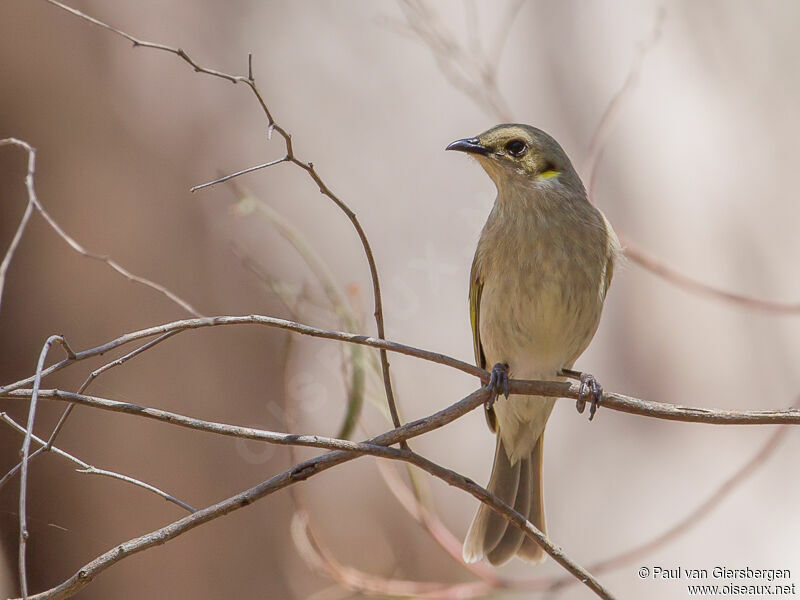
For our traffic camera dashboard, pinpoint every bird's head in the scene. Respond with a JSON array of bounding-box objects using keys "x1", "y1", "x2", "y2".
[{"x1": 446, "y1": 124, "x2": 583, "y2": 196}]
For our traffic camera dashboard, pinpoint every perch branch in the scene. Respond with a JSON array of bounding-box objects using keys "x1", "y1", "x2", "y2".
[
  {"x1": 4, "y1": 315, "x2": 799, "y2": 425},
  {"x1": 6, "y1": 386, "x2": 616, "y2": 600}
]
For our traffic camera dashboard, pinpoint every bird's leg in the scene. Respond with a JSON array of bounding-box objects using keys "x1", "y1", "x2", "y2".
[
  {"x1": 560, "y1": 368, "x2": 603, "y2": 421},
  {"x1": 485, "y1": 362, "x2": 510, "y2": 411}
]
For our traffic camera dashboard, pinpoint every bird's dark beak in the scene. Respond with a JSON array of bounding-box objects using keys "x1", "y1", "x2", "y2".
[{"x1": 446, "y1": 137, "x2": 489, "y2": 156}]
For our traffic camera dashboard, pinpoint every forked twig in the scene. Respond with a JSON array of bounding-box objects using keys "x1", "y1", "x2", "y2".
[{"x1": 43, "y1": 0, "x2": 404, "y2": 443}]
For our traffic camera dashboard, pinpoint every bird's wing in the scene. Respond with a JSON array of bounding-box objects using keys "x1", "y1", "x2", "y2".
[{"x1": 470, "y1": 255, "x2": 496, "y2": 431}]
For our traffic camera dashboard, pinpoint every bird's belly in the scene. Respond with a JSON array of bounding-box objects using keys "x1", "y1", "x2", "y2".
[
  {"x1": 479, "y1": 273, "x2": 602, "y2": 462},
  {"x1": 479, "y1": 274, "x2": 602, "y2": 377}
]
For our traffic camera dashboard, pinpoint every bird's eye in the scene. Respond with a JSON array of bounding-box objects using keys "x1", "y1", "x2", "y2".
[{"x1": 505, "y1": 139, "x2": 527, "y2": 157}]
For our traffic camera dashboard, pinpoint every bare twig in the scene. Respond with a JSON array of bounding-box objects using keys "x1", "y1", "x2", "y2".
[
  {"x1": 282, "y1": 417, "x2": 796, "y2": 599},
  {"x1": 8, "y1": 386, "x2": 617, "y2": 600},
  {"x1": 0, "y1": 137, "x2": 201, "y2": 317},
  {"x1": 4, "y1": 314, "x2": 800, "y2": 425},
  {"x1": 190, "y1": 156, "x2": 288, "y2": 192},
  {"x1": 17, "y1": 335, "x2": 74, "y2": 598},
  {"x1": 374, "y1": 459, "x2": 502, "y2": 584},
  {"x1": 0, "y1": 139, "x2": 37, "y2": 315},
  {"x1": 0, "y1": 331, "x2": 183, "y2": 491},
  {"x1": 0, "y1": 314, "x2": 479, "y2": 393},
  {"x1": 0, "y1": 412, "x2": 196, "y2": 513},
  {"x1": 41, "y1": 0, "x2": 405, "y2": 437},
  {"x1": 487, "y1": 0, "x2": 525, "y2": 70},
  {"x1": 47, "y1": 331, "x2": 181, "y2": 446}
]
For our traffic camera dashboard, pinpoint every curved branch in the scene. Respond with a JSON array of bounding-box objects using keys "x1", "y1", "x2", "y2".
[
  {"x1": 7, "y1": 386, "x2": 616, "y2": 600},
  {"x1": 41, "y1": 0, "x2": 405, "y2": 439},
  {"x1": 0, "y1": 412, "x2": 196, "y2": 513},
  {"x1": 3, "y1": 315, "x2": 798, "y2": 425}
]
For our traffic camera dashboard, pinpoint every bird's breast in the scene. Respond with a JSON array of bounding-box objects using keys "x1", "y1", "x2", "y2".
[{"x1": 476, "y1": 208, "x2": 608, "y2": 377}]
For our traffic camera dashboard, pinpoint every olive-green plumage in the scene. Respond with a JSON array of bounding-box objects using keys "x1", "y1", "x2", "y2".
[{"x1": 447, "y1": 124, "x2": 619, "y2": 565}]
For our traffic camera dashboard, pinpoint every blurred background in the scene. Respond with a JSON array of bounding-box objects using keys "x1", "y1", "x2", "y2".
[{"x1": 1, "y1": 1, "x2": 800, "y2": 598}]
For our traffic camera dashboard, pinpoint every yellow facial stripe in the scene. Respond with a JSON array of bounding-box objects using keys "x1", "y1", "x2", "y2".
[{"x1": 538, "y1": 169, "x2": 561, "y2": 180}]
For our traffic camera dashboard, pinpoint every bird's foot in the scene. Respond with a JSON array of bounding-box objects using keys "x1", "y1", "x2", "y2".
[
  {"x1": 560, "y1": 368, "x2": 603, "y2": 421},
  {"x1": 485, "y1": 362, "x2": 510, "y2": 411}
]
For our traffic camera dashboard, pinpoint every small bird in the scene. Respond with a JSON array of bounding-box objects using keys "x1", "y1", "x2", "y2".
[{"x1": 447, "y1": 124, "x2": 619, "y2": 565}]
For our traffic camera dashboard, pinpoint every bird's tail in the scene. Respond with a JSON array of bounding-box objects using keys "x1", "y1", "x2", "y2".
[{"x1": 462, "y1": 433, "x2": 546, "y2": 565}]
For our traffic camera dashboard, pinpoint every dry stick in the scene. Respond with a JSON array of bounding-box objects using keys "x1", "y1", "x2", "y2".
[
  {"x1": 8, "y1": 388, "x2": 616, "y2": 600},
  {"x1": 297, "y1": 428, "x2": 796, "y2": 598},
  {"x1": 13, "y1": 5, "x2": 795, "y2": 596},
  {"x1": 44, "y1": 0, "x2": 404, "y2": 438},
  {"x1": 0, "y1": 413, "x2": 196, "y2": 513},
  {"x1": 4, "y1": 314, "x2": 800, "y2": 425},
  {"x1": 380, "y1": 9, "x2": 800, "y2": 596},
  {"x1": 47, "y1": 331, "x2": 181, "y2": 447},
  {"x1": 0, "y1": 136, "x2": 200, "y2": 318},
  {"x1": 0, "y1": 136, "x2": 200, "y2": 503},
  {"x1": 0, "y1": 332, "x2": 183, "y2": 491},
  {"x1": 292, "y1": 510, "x2": 497, "y2": 598},
  {"x1": 46, "y1": 0, "x2": 404, "y2": 465},
  {"x1": 4, "y1": 368, "x2": 797, "y2": 600},
  {"x1": 12, "y1": 385, "x2": 796, "y2": 598},
  {"x1": 17, "y1": 335, "x2": 74, "y2": 599},
  {"x1": 8, "y1": 385, "x2": 794, "y2": 597},
  {"x1": 487, "y1": 0, "x2": 526, "y2": 70},
  {"x1": 0, "y1": 314, "x2": 480, "y2": 393},
  {"x1": 0, "y1": 139, "x2": 37, "y2": 315},
  {"x1": 581, "y1": 8, "x2": 796, "y2": 315}
]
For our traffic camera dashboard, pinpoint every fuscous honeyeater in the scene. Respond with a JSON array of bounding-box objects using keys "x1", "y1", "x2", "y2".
[{"x1": 447, "y1": 124, "x2": 619, "y2": 565}]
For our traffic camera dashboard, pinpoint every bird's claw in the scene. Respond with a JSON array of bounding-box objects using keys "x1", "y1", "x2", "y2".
[
  {"x1": 485, "y1": 362, "x2": 510, "y2": 411},
  {"x1": 575, "y1": 372, "x2": 603, "y2": 421}
]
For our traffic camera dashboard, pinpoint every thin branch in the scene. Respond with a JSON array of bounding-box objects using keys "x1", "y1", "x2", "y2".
[
  {"x1": 41, "y1": 0, "x2": 404, "y2": 438},
  {"x1": 0, "y1": 139, "x2": 37, "y2": 315},
  {"x1": 0, "y1": 412, "x2": 196, "y2": 513},
  {"x1": 0, "y1": 332, "x2": 183, "y2": 490},
  {"x1": 190, "y1": 156, "x2": 288, "y2": 192},
  {"x1": 281, "y1": 418, "x2": 795, "y2": 599},
  {"x1": 8, "y1": 383, "x2": 791, "y2": 598},
  {"x1": 393, "y1": 1, "x2": 513, "y2": 121},
  {"x1": 17, "y1": 335, "x2": 72, "y2": 598},
  {"x1": 8, "y1": 386, "x2": 616, "y2": 600},
  {"x1": 4, "y1": 314, "x2": 799, "y2": 425},
  {"x1": 0, "y1": 136, "x2": 201, "y2": 317},
  {"x1": 47, "y1": 331, "x2": 182, "y2": 446},
  {"x1": 0, "y1": 314, "x2": 479, "y2": 395}
]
